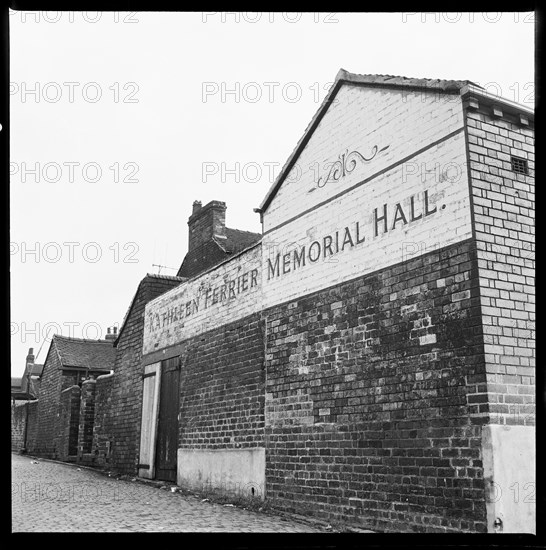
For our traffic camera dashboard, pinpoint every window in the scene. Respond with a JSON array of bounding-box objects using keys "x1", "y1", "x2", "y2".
[{"x1": 511, "y1": 155, "x2": 529, "y2": 175}]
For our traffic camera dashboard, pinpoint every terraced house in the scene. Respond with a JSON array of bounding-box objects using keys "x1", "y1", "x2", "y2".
[{"x1": 13, "y1": 69, "x2": 535, "y2": 534}]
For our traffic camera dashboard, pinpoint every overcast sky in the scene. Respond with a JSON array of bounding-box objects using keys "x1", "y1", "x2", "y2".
[{"x1": 10, "y1": 11, "x2": 534, "y2": 376}]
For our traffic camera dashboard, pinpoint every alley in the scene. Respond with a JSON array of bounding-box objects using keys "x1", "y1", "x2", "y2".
[{"x1": 11, "y1": 453, "x2": 321, "y2": 533}]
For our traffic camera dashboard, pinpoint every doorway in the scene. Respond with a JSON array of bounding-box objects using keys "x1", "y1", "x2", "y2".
[
  {"x1": 138, "y1": 356, "x2": 180, "y2": 482},
  {"x1": 154, "y1": 357, "x2": 180, "y2": 482}
]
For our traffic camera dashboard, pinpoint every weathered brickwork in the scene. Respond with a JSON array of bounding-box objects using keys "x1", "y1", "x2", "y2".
[
  {"x1": 34, "y1": 347, "x2": 64, "y2": 458},
  {"x1": 262, "y1": 89, "x2": 472, "y2": 309},
  {"x1": 466, "y1": 111, "x2": 535, "y2": 426},
  {"x1": 11, "y1": 401, "x2": 39, "y2": 453},
  {"x1": 263, "y1": 239, "x2": 487, "y2": 533},
  {"x1": 58, "y1": 385, "x2": 81, "y2": 460},
  {"x1": 15, "y1": 73, "x2": 533, "y2": 533},
  {"x1": 96, "y1": 275, "x2": 183, "y2": 475},
  {"x1": 11, "y1": 403, "x2": 26, "y2": 451},
  {"x1": 92, "y1": 373, "x2": 114, "y2": 467},
  {"x1": 144, "y1": 245, "x2": 261, "y2": 355},
  {"x1": 174, "y1": 312, "x2": 265, "y2": 450},
  {"x1": 78, "y1": 379, "x2": 97, "y2": 458},
  {"x1": 26, "y1": 400, "x2": 39, "y2": 452}
]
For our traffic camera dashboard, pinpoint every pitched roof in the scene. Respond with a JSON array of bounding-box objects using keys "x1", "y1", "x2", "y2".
[
  {"x1": 11, "y1": 377, "x2": 22, "y2": 389},
  {"x1": 177, "y1": 227, "x2": 261, "y2": 279},
  {"x1": 115, "y1": 273, "x2": 186, "y2": 346},
  {"x1": 257, "y1": 69, "x2": 490, "y2": 215},
  {"x1": 52, "y1": 335, "x2": 116, "y2": 371},
  {"x1": 221, "y1": 227, "x2": 261, "y2": 254},
  {"x1": 30, "y1": 364, "x2": 44, "y2": 376}
]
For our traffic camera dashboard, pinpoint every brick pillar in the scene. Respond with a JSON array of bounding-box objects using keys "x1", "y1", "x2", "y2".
[
  {"x1": 59, "y1": 386, "x2": 81, "y2": 461},
  {"x1": 77, "y1": 379, "x2": 97, "y2": 463}
]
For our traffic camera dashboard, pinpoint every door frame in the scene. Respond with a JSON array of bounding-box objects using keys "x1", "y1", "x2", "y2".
[
  {"x1": 153, "y1": 356, "x2": 181, "y2": 482},
  {"x1": 138, "y1": 362, "x2": 161, "y2": 479}
]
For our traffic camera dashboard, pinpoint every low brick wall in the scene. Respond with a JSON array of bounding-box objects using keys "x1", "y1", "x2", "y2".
[
  {"x1": 77, "y1": 379, "x2": 97, "y2": 465},
  {"x1": 11, "y1": 401, "x2": 39, "y2": 453},
  {"x1": 92, "y1": 373, "x2": 114, "y2": 467},
  {"x1": 11, "y1": 402, "x2": 26, "y2": 452},
  {"x1": 58, "y1": 386, "x2": 81, "y2": 461}
]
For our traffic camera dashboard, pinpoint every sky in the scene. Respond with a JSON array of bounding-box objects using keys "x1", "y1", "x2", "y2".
[{"x1": 10, "y1": 11, "x2": 535, "y2": 376}]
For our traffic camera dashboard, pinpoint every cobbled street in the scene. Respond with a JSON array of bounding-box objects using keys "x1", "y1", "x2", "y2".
[{"x1": 11, "y1": 453, "x2": 321, "y2": 532}]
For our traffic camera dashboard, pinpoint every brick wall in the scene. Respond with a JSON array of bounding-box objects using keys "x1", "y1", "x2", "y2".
[
  {"x1": 11, "y1": 403, "x2": 26, "y2": 451},
  {"x1": 26, "y1": 400, "x2": 39, "y2": 453},
  {"x1": 466, "y1": 110, "x2": 535, "y2": 426},
  {"x1": 175, "y1": 312, "x2": 265, "y2": 451},
  {"x1": 264, "y1": 85, "x2": 466, "y2": 232},
  {"x1": 78, "y1": 379, "x2": 97, "y2": 459},
  {"x1": 58, "y1": 385, "x2": 81, "y2": 461},
  {"x1": 11, "y1": 401, "x2": 39, "y2": 453},
  {"x1": 98, "y1": 275, "x2": 183, "y2": 474},
  {"x1": 92, "y1": 373, "x2": 114, "y2": 466},
  {"x1": 144, "y1": 245, "x2": 261, "y2": 355},
  {"x1": 263, "y1": 239, "x2": 487, "y2": 533},
  {"x1": 34, "y1": 345, "x2": 63, "y2": 458}
]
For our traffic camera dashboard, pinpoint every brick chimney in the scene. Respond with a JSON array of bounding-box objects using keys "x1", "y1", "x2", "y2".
[
  {"x1": 26, "y1": 347, "x2": 35, "y2": 367},
  {"x1": 187, "y1": 200, "x2": 227, "y2": 252},
  {"x1": 105, "y1": 326, "x2": 118, "y2": 342}
]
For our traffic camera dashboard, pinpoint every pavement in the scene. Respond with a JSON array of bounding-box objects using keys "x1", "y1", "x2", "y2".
[{"x1": 11, "y1": 453, "x2": 322, "y2": 532}]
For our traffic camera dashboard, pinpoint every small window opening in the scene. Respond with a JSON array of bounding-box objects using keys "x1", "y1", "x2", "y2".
[{"x1": 511, "y1": 156, "x2": 528, "y2": 175}]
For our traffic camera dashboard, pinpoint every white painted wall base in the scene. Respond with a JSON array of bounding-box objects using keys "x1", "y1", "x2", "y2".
[
  {"x1": 177, "y1": 447, "x2": 266, "y2": 499},
  {"x1": 482, "y1": 424, "x2": 535, "y2": 534}
]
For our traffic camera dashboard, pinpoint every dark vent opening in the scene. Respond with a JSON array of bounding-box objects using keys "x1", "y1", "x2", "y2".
[{"x1": 511, "y1": 156, "x2": 529, "y2": 175}]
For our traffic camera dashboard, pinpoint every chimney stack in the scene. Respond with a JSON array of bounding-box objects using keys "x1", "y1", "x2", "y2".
[
  {"x1": 192, "y1": 200, "x2": 202, "y2": 214},
  {"x1": 26, "y1": 347, "x2": 35, "y2": 366},
  {"x1": 187, "y1": 200, "x2": 227, "y2": 252},
  {"x1": 105, "y1": 326, "x2": 118, "y2": 342}
]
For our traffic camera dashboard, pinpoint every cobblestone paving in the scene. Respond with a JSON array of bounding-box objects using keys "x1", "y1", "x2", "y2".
[{"x1": 12, "y1": 453, "x2": 321, "y2": 532}]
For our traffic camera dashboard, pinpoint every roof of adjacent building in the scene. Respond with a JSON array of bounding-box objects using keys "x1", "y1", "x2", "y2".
[
  {"x1": 177, "y1": 227, "x2": 261, "y2": 279},
  {"x1": 30, "y1": 363, "x2": 44, "y2": 376},
  {"x1": 11, "y1": 377, "x2": 22, "y2": 389},
  {"x1": 223, "y1": 227, "x2": 262, "y2": 254},
  {"x1": 257, "y1": 68, "x2": 532, "y2": 215},
  {"x1": 115, "y1": 273, "x2": 187, "y2": 346},
  {"x1": 334, "y1": 71, "x2": 482, "y2": 91},
  {"x1": 51, "y1": 335, "x2": 116, "y2": 371}
]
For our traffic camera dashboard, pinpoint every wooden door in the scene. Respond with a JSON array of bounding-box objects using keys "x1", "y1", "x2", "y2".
[
  {"x1": 138, "y1": 362, "x2": 161, "y2": 479},
  {"x1": 154, "y1": 357, "x2": 180, "y2": 482}
]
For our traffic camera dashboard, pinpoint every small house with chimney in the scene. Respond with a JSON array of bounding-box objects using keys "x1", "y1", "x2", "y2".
[{"x1": 32, "y1": 333, "x2": 117, "y2": 460}]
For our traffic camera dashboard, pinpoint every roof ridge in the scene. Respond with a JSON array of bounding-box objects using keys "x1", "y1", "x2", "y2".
[
  {"x1": 53, "y1": 334, "x2": 113, "y2": 345},
  {"x1": 144, "y1": 273, "x2": 186, "y2": 282},
  {"x1": 258, "y1": 68, "x2": 485, "y2": 214},
  {"x1": 225, "y1": 226, "x2": 261, "y2": 236}
]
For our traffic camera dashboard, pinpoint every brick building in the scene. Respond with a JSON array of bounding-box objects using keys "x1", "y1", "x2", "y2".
[
  {"x1": 11, "y1": 348, "x2": 43, "y2": 452},
  {"x1": 30, "y1": 334, "x2": 117, "y2": 460},
  {"x1": 139, "y1": 70, "x2": 534, "y2": 533},
  {"x1": 90, "y1": 273, "x2": 185, "y2": 472},
  {"x1": 14, "y1": 69, "x2": 534, "y2": 533}
]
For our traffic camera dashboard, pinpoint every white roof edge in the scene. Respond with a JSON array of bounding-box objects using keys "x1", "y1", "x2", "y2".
[
  {"x1": 461, "y1": 83, "x2": 534, "y2": 115},
  {"x1": 257, "y1": 69, "x2": 346, "y2": 212}
]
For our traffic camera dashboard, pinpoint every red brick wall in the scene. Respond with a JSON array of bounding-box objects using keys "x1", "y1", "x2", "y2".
[
  {"x1": 176, "y1": 312, "x2": 265, "y2": 450},
  {"x1": 58, "y1": 385, "x2": 81, "y2": 460},
  {"x1": 95, "y1": 276, "x2": 183, "y2": 474},
  {"x1": 34, "y1": 345, "x2": 63, "y2": 458},
  {"x1": 263, "y1": 239, "x2": 487, "y2": 533},
  {"x1": 78, "y1": 379, "x2": 97, "y2": 456},
  {"x1": 11, "y1": 403, "x2": 26, "y2": 451},
  {"x1": 92, "y1": 373, "x2": 114, "y2": 466},
  {"x1": 11, "y1": 401, "x2": 39, "y2": 453}
]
